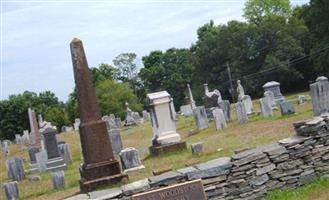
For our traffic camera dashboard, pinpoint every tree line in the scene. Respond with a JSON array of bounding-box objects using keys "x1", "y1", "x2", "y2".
[{"x1": 1, "y1": 0, "x2": 328, "y2": 140}]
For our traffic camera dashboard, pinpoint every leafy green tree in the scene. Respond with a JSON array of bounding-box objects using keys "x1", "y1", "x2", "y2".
[
  {"x1": 0, "y1": 91, "x2": 67, "y2": 140},
  {"x1": 65, "y1": 90, "x2": 79, "y2": 123},
  {"x1": 113, "y1": 53, "x2": 139, "y2": 92},
  {"x1": 192, "y1": 4, "x2": 308, "y2": 100},
  {"x1": 96, "y1": 80, "x2": 142, "y2": 118},
  {"x1": 243, "y1": 0, "x2": 292, "y2": 25},
  {"x1": 297, "y1": 0, "x2": 329, "y2": 77},
  {"x1": 140, "y1": 48, "x2": 194, "y2": 109},
  {"x1": 91, "y1": 63, "x2": 119, "y2": 86},
  {"x1": 44, "y1": 106, "x2": 68, "y2": 130}
]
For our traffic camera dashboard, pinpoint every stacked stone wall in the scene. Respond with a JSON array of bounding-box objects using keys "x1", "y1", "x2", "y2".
[{"x1": 103, "y1": 114, "x2": 329, "y2": 200}]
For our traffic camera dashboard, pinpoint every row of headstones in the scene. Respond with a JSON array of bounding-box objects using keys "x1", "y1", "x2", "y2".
[
  {"x1": 125, "y1": 108, "x2": 151, "y2": 126},
  {"x1": 6, "y1": 141, "x2": 71, "y2": 184},
  {"x1": 3, "y1": 129, "x2": 71, "y2": 199},
  {"x1": 3, "y1": 170, "x2": 66, "y2": 200},
  {"x1": 2, "y1": 130, "x2": 30, "y2": 157},
  {"x1": 237, "y1": 90, "x2": 296, "y2": 124},
  {"x1": 189, "y1": 82, "x2": 308, "y2": 128}
]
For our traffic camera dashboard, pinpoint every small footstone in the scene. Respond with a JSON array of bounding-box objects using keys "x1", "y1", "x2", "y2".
[
  {"x1": 120, "y1": 147, "x2": 145, "y2": 172},
  {"x1": 280, "y1": 101, "x2": 295, "y2": 115},
  {"x1": 191, "y1": 142, "x2": 203, "y2": 155},
  {"x1": 3, "y1": 181, "x2": 19, "y2": 200},
  {"x1": 52, "y1": 170, "x2": 65, "y2": 190}
]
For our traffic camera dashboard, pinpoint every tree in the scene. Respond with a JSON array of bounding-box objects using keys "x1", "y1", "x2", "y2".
[
  {"x1": 91, "y1": 63, "x2": 119, "y2": 86},
  {"x1": 96, "y1": 80, "x2": 142, "y2": 119},
  {"x1": 140, "y1": 48, "x2": 194, "y2": 108},
  {"x1": 0, "y1": 91, "x2": 67, "y2": 140},
  {"x1": 243, "y1": 0, "x2": 292, "y2": 25},
  {"x1": 44, "y1": 107, "x2": 68, "y2": 130},
  {"x1": 192, "y1": 7, "x2": 308, "y2": 100},
  {"x1": 297, "y1": 0, "x2": 329, "y2": 77},
  {"x1": 65, "y1": 90, "x2": 79, "y2": 123},
  {"x1": 113, "y1": 53, "x2": 139, "y2": 92}
]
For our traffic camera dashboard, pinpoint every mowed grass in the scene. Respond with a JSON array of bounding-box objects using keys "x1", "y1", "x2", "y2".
[
  {"x1": 266, "y1": 177, "x2": 329, "y2": 200},
  {"x1": 0, "y1": 92, "x2": 319, "y2": 200}
]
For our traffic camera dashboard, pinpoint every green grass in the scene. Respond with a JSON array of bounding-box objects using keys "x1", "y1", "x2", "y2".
[
  {"x1": 0, "y1": 91, "x2": 323, "y2": 200},
  {"x1": 266, "y1": 177, "x2": 329, "y2": 200}
]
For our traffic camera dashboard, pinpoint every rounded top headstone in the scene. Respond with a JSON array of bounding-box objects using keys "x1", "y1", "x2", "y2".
[
  {"x1": 263, "y1": 81, "x2": 280, "y2": 88},
  {"x1": 316, "y1": 76, "x2": 328, "y2": 82}
]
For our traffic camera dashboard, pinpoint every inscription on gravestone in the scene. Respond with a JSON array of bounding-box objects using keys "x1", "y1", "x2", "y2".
[{"x1": 132, "y1": 179, "x2": 206, "y2": 200}]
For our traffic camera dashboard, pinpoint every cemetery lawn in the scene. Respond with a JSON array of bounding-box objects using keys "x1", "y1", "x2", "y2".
[
  {"x1": 266, "y1": 177, "x2": 329, "y2": 200},
  {"x1": 1, "y1": 91, "x2": 325, "y2": 200}
]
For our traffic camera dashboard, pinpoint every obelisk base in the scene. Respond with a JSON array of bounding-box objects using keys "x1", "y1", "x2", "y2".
[{"x1": 79, "y1": 160, "x2": 128, "y2": 192}]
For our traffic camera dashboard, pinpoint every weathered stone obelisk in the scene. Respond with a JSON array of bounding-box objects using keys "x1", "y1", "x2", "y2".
[{"x1": 70, "y1": 38, "x2": 127, "y2": 192}]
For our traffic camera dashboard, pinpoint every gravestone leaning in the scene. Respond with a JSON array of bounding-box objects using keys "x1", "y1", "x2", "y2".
[
  {"x1": 193, "y1": 106, "x2": 209, "y2": 130},
  {"x1": 187, "y1": 83, "x2": 196, "y2": 109},
  {"x1": 70, "y1": 38, "x2": 127, "y2": 191}
]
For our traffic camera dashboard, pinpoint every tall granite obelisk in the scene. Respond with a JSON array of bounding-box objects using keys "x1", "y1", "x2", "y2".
[{"x1": 70, "y1": 38, "x2": 127, "y2": 191}]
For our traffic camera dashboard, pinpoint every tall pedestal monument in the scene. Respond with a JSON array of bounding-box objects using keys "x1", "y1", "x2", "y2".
[{"x1": 70, "y1": 38, "x2": 127, "y2": 192}]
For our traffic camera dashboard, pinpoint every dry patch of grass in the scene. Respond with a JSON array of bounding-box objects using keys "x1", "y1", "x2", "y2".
[{"x1": 0, "y1": 92, "x2": 315, "y2": 199}]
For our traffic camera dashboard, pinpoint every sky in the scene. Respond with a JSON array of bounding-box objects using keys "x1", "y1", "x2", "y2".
[{"x1": 1, "y1": 0, "x2": 309, "y2": 102}]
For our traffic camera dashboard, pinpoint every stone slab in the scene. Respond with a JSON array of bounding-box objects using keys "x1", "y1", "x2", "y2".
[
  {"x1": 88, "y1": 187, "x2": 122, "y2": 200},
  {"x1": 149, "y1": 141, "x2": 187, "y2": 156},
  {"x1": 132, "y1": 179, "x2": 206, "y2": 200},
  {"x1": 149, "y1": 171, "x2": 185, "y2": 187}
]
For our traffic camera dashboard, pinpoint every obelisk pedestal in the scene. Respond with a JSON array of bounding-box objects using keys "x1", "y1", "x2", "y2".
[{"x1": 70, "y1": 38, "x2": 127, "y2": 192}]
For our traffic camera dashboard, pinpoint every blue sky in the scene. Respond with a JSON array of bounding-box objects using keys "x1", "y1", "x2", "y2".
[{"x1": 1, "y1": 0, "x2": 309, "y2": 101}]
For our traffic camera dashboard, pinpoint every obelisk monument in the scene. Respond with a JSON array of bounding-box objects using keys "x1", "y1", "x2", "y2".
[{"x1": 70, "y1": 38, "x2": 127, "y2": 191}]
